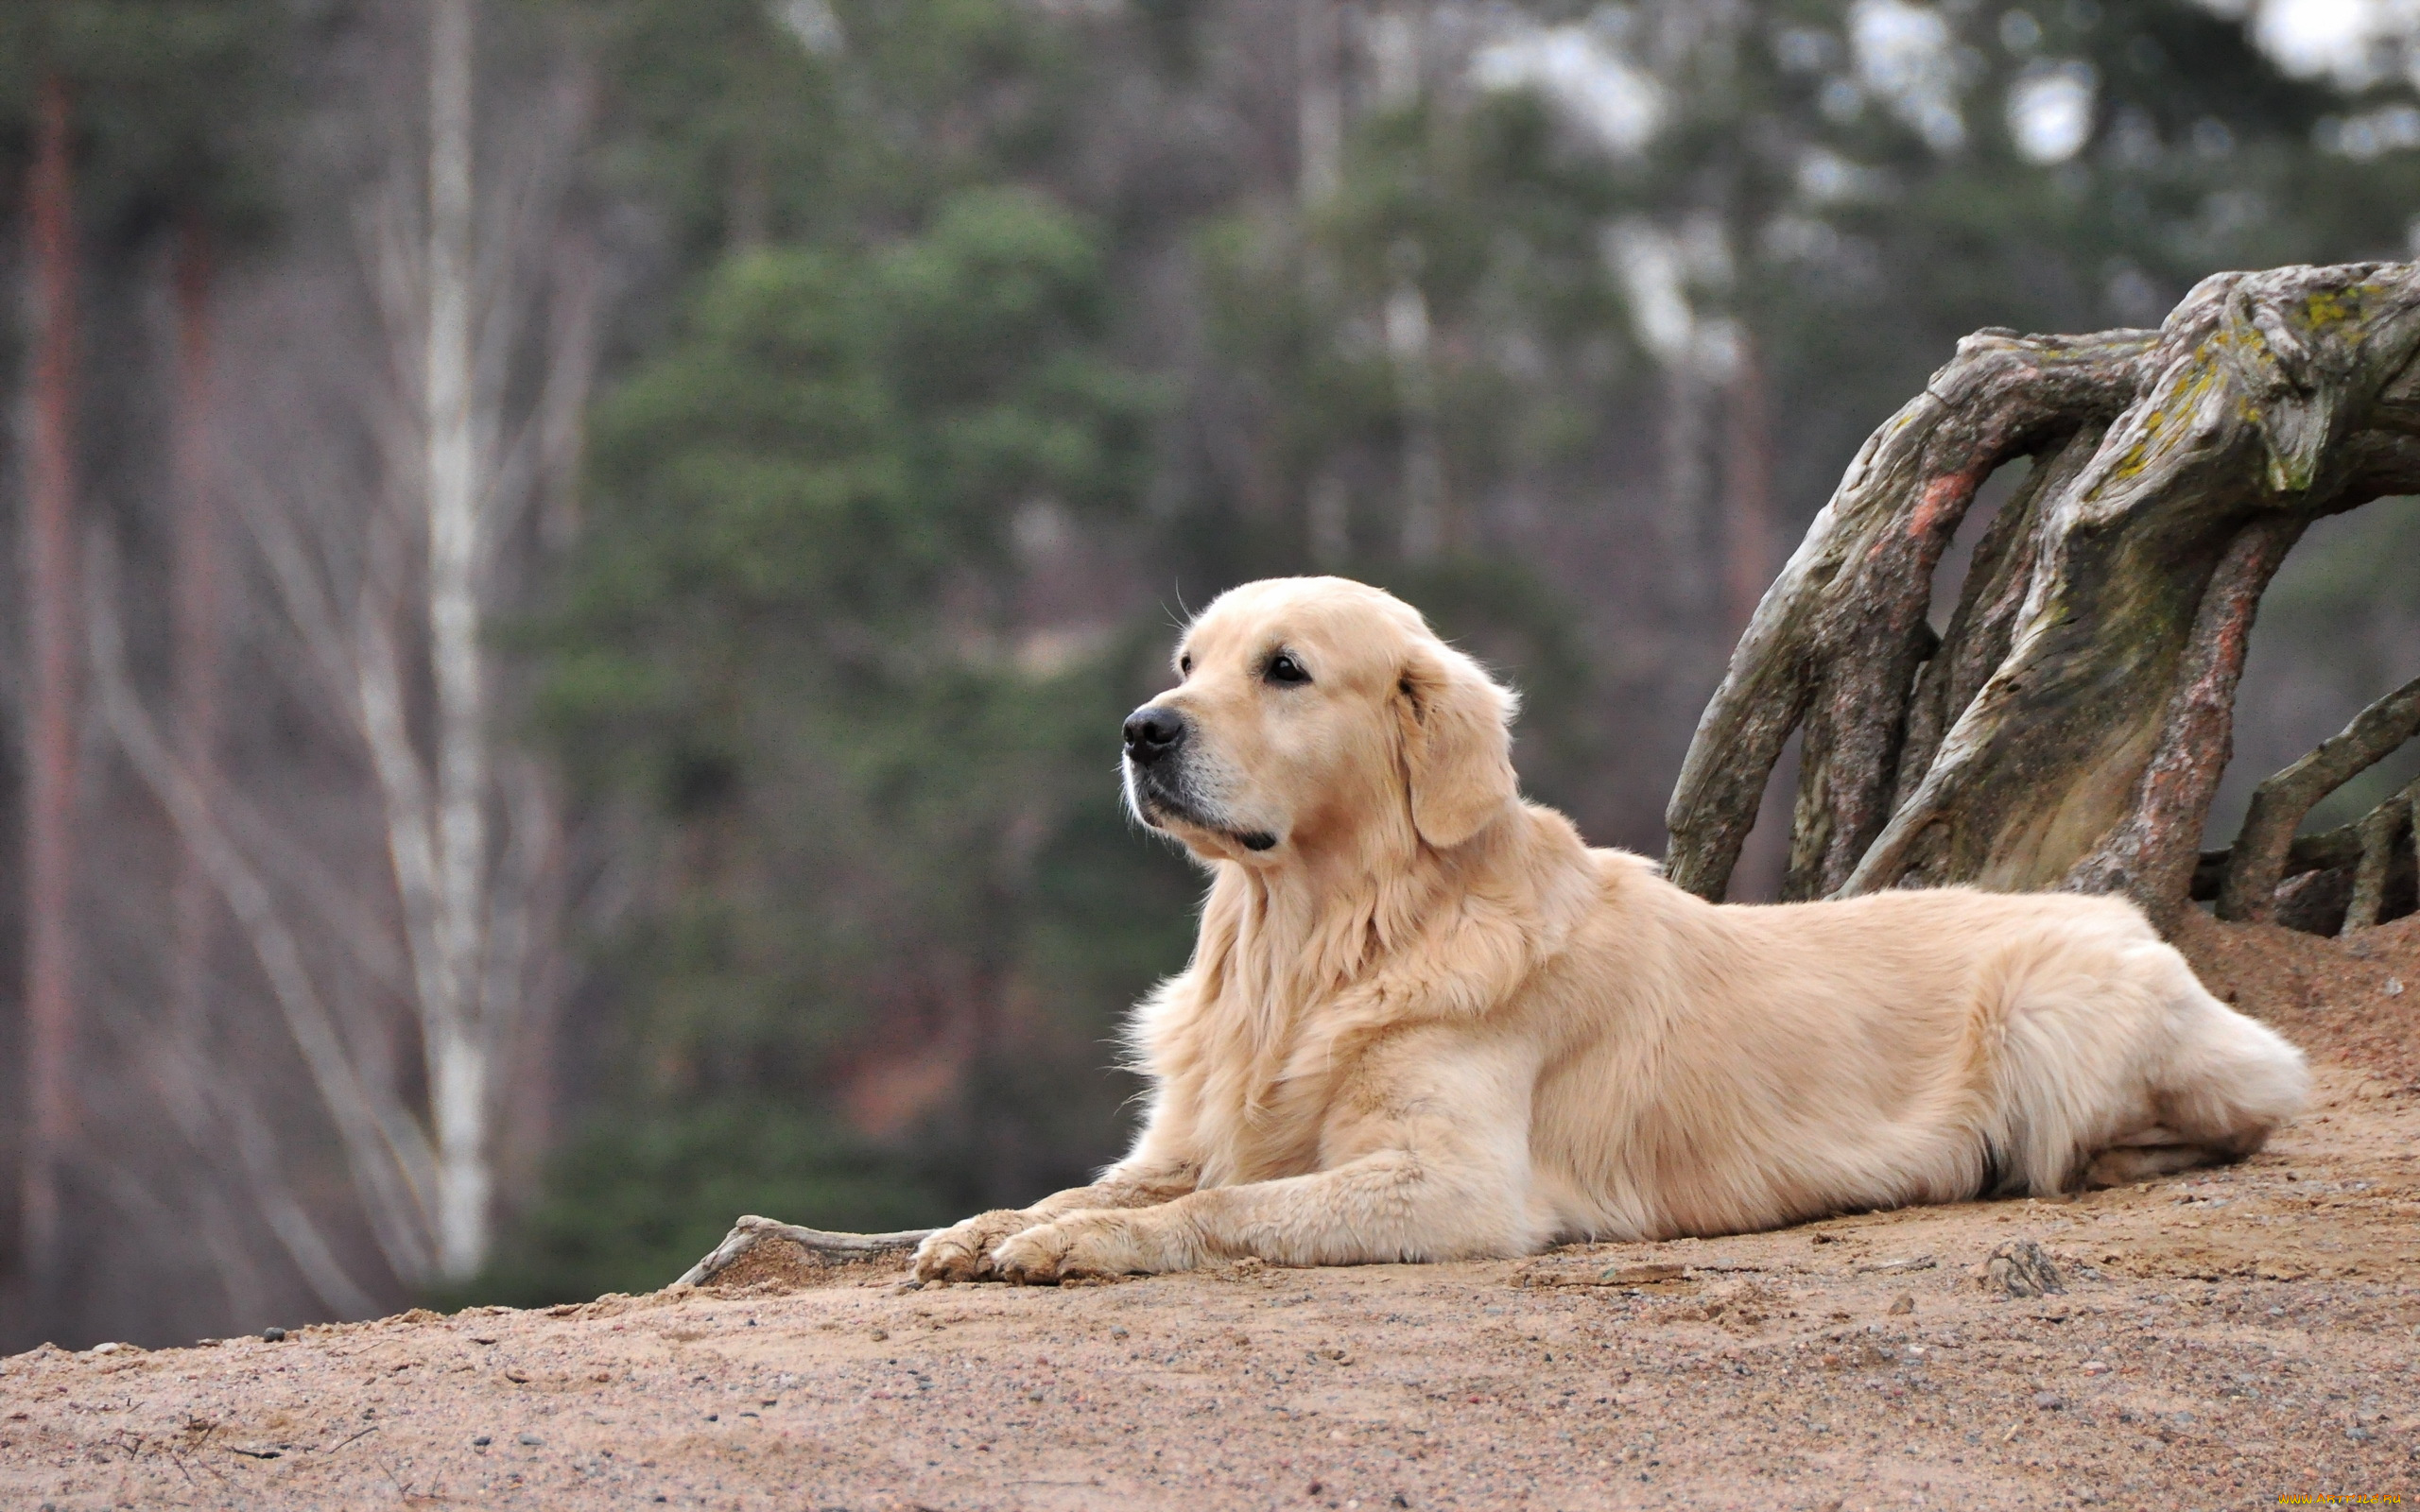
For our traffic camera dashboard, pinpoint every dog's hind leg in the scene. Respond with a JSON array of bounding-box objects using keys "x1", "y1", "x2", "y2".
[
  {"x1": 1991, "y1": 936, "x2": 2308, "y2": 1194},
  {"x1": 2148, "y1": 966, "x2": 2308, "y2": 1153},
  {"x1": 2081, "y1": 954, "x2": 2309, "y2": 1189}
]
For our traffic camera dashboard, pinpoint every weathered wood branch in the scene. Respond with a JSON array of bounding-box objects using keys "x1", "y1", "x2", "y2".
[
  {"x1": 2216, "y1": 674, "x2": 2420, "y2": 922},
  {"x1": 2194, "y1": 824, "x2": 2361, "y2": 900},
  {"x1": 673, "y1": 1215, "x2": 935, "y2": 1289},
  {"x1": 1668, "y1": 262, "x2": 2420, "y2": 931},
  {"x1": 2342, "y1": 779, "x2": 2420, "y2": 934}
]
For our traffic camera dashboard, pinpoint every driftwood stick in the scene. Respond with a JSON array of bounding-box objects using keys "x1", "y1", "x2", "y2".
[
  {"x1": 672, "y1": 1214, "x2": 936, "y2": 1289},
  {"x1": 2218, "y1": 673, "x2": 2420, "y2": 923},
  {"x1": 2342, "y1": 780, "x2": 2419, "y2": 934}
]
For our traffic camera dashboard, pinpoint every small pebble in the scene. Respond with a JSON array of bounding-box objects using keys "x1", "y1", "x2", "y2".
[
  {"x1": 261, "y1": 1327, "x2": 286, "y2": 1343},
  {"x1": 2033, "y1": 1392, "x2": 2063, "y2": 1410},
  {"x1": 2080, "y1": 1361, "x2": 2110, "y2": 1375},
  {"x1": 518, "y1": 1433, "x2": 542, "y2": 1447},
  {"x1": 471, "y1": 1435, "x2": 491, "y2": 1447}
]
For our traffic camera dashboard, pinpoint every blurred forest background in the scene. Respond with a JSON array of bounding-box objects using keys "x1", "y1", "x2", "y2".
[{"x1": 4, "y1": 0, "x2": 2420, "y2": 1349}]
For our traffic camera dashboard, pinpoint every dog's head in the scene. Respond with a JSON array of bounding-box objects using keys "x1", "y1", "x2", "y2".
[{"x1": 1121, "y1": 577, "x2": 1519, "y2": 864}]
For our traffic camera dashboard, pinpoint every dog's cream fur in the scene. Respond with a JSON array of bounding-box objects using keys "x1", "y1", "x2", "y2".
[{"x1": 913, "y1": 576, "x2": 2308, "y2": 1283}]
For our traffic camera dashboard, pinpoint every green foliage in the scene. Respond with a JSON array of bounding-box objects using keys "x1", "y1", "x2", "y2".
[
  {"x1": 554, "y1": 185, "x2": 1159, "y2": 790},
  {"x1": 1198, "y1": 88, "x2": 1639, "y2": 555},
  {"x1": 2238, "y1": 501, "x2": 2420, "y2": 832},
  {"x1": 527, "y1": 183, "x2": 1192, "y2": 1282},
  {"x1": 0, "y1": 0, "x2": 288, "y2": 240},
  {"x1": 562, "y1": 0, "x2": 1077, "y2": 254},
  {"x1": 468, "y1": 1100, "x2": 947, "y2": 1305}
]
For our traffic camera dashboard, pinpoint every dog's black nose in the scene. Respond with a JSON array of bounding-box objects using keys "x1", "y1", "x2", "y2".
[{"x1": 1123, "y1": 705, "x2": 1185, "y2": 765}]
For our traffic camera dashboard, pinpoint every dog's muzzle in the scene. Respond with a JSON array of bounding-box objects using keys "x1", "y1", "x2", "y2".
[
  {"x1": 1123, "y1": 703, "x2": 1186, "y2": 766},
  {"x1": 1120, "y1": 705, "x2": 1278, "y2": 851}
]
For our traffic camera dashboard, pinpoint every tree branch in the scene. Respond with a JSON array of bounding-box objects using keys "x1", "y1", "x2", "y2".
[
  {"x1": 2217, "y1": 672, "x2": 2420, "y2": 922},
  {"x1": 1893, "y1": 425, "x2": 2100, "y2": 820},
  {"x1": 2342, "y1": 778, "x2": 2419, "y2": 934},
  {"x1": 90, "y1": 582, "x2": 440, "y2": 1283},
  {"x1": 1840, "y1": 268, "x2": 2420, "y2": 902}
]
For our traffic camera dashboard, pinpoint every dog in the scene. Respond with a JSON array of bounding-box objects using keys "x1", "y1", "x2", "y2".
[{"x1": 912, "y1": 576, "x2": 2308, "y2": 1283}]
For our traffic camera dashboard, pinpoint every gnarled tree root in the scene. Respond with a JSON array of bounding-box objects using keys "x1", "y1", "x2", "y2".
[{"x1": 1668, "y1": 262, "x2": 2420, "y2": 931}]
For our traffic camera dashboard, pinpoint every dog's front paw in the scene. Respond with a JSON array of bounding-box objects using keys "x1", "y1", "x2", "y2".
[
  {"x1": 990, "y1": 1212, "x2": 1146, "y2": 1285},
  {"x1": 912, "y1": 1210, "x2": 1039, "y2": 1282}
]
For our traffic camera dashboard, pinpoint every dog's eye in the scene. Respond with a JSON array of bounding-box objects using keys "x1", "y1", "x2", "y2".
[
  {"x1": 1264, "y1": 652, "x2": 1310, "y2": 686},
  {"x1": 1179, "y1": 654, "x2": 1193, "y2": 677}
]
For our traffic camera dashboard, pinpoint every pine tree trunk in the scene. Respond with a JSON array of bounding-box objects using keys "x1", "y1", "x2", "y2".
[
  {"x1": 19, "y1": 72, "x2": 82, "y2": 1306},
  {"x1": 1721, "y1": 325, "x2": 1774, "y2": 637},
  {"x1": 1668, "y1": 264, "x2": 2420, "y2": 934}
]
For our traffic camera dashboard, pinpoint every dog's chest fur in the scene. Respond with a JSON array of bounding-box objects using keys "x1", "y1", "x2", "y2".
[
  {"x1": 1150, "y1": 991, "x2": 1364, "y2": 1188},
  {"x1": 1136, "y1": 835, "x2": 1588, "y2": 1192}
]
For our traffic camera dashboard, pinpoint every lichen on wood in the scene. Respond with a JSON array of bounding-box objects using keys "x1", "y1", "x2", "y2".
[{"x1": 1668, "y1": 263, "x2": 2420, "y2": 933}]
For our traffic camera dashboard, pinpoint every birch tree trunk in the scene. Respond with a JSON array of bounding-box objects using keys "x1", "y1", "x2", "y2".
[
  {"x1": 423, "y1": 0, "x2": 494, "y2": 1284},
  {"x1": 1667, "y1": 263, "x2": 2420, "y2": 935},
  {"x1": 86, "y1": 0, "x2": 598, "y2": 1298},
  {"x1": 1388, "y1": 259, "x2": 1447, "y2": 561}
]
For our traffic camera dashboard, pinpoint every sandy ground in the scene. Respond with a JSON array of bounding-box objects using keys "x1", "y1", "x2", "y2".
[{"x1": 4, "y1": 915, "x2": 2417, "y2": 1511}]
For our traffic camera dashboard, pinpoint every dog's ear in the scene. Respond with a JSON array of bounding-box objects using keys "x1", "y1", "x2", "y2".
[{"x1": 1396, "y1": 643, "x2": 1519, "y2": 850}]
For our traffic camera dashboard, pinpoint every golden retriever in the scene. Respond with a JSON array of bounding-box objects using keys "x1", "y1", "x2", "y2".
[{"x1": 913, "y1": 576, "x2": 2308, "y2": 1283}]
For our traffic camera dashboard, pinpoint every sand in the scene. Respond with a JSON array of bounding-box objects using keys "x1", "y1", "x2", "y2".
[{"x1": 4, "y1": 913, "x2": 2415, "y2": 1511}]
